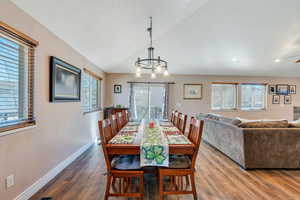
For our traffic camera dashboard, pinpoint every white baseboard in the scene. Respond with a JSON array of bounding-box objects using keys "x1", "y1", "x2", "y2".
[{"x1": 15, "y1": 141, "x2": 94, "y2": 200}]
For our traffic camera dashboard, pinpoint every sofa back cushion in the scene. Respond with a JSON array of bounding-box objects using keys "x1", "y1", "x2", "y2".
[
  {"x1": 218, "y1": 116, "x2": 242, "y2": 126},
  {"x1": 238, "y1": 120, "x2": 289, "y2": 128}
]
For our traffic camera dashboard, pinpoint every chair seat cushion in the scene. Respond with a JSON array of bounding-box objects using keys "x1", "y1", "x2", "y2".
[
  {"x1": 169, "y1": 155, "x2": 191, "y2": 169},
  {"x1": 111, "y1": 155, "x2": 141, "y2": 170}
]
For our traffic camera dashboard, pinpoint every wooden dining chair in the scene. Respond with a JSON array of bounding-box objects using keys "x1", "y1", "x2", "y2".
[
  {"x1": 177, "y1": 113, "x2": 187, "y2": 135},
  {"x1": 110, "y1": 114, "x2": 119, "y2": 136},
  {"x1": 98, "y1": 119, "x2": 144, "y2": 200},
  {"x1": 159, "y1": 118, "x2": 204, "y2": 200}
]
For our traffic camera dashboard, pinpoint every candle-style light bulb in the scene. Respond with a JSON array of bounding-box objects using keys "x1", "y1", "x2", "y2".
[
  {"x1": 151, "y1": 72, "x2": 156, "y2": 79},
  {"x1": 164, "y1": 70, "x2": 169, "y2": 76}
]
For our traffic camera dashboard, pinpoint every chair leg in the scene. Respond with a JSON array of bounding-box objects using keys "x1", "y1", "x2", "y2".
[
  {"x1": 159, "y1": 173, "x2": 164, "y2": 200},
  {"x1": 190, "y1": 172, "x2": 197, "y2": 200},
  {"x1": 104, "y1": 175, "x2": 112, "y2": 200},
  {"x1": 140, "y1": 174, "x2": 144, "y2": 200}
]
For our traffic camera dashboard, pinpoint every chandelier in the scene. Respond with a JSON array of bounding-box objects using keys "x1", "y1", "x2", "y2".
[{"x1": 135, "y1": 17, "x2": 169, "y2": 78}]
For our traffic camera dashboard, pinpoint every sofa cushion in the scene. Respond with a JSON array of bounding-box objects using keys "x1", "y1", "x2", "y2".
[
  {"x1": 288, "y1": 121, "x2": 300, "y2": 128},
  {"x1": 207, "y1": 113, "x2": 222, "y2": 120},
  {"x1": 169, "y1": 155, "x2": 191, "y2": 169},
  {"x1": 196, "y1": 113, "x2": 209, "y2": 120},
  {"x1": 238, "y1": 120, "x2": 289, "y2": 128},
  {"x1": 111, "y1": 155, "x2": 141, "y2": 170},
  {"x1": 218, "y1": 116, "x2": 242, "y2": 126}
]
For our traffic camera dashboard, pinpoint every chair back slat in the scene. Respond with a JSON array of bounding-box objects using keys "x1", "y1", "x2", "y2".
[
  {"x1": 173, "y1": 112, "x2": 180, "y2": 127},
  {"x1": 171, "y1": 110, "x2": 176, "y2": 123},
  {"x1": 110, "y1": 114, "x2": 119, "y2": 136},
  {"x1": 188, "y1": 117, "x2": 204, "y2": 169},
  {"x1": 177, "y1": 113, "x2": 187, "y2": 134},
  {"x1": 122, "y1": 110, "x2": 129, "y2": 124},
  {"x1": 116, "y1": 112, "x2": 125, "y2": 130},
  {"x1": 98, "y1": 119, "x2": 113, "y2": 171}
]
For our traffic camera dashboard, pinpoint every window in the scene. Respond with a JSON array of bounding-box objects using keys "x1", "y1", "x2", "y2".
[
  {"x1": 81, "y1": 69, "x2": 101, "y2": 113},
  {"x1": 241, "y1": 84, "x2": 266, "y2": 110},
  {"x1": 211, "y1": 83, "x2": 237, "y2": 110},
  {"x1": 0, "y1": 22, "x2": 38, "y2": 132}
]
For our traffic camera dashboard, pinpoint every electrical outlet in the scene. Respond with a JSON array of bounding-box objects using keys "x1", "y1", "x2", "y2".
[{"x1": 6, "y1": 174, "x2": 14, "y2": 189}]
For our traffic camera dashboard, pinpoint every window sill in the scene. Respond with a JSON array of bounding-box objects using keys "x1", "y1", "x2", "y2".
[
  {"x1": 211, "y1": 109, "x2": 238, "y2": 112},
  {"x1": 0, "y1": 124, "x2": 37, "y2": 137},
  {"x1": 83, "y1": 109, "x2": 103, "y2": 115},
  {"x1": 240, "y1": 109, "x2": 266, "y2": 112}
]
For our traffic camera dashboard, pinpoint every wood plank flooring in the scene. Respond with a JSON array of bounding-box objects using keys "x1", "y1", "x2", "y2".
[{"x1": 30, "y1": 142, "x2": 300, "y2": 200}]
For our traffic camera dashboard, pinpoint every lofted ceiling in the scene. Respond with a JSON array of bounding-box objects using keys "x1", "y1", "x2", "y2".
[{"x1": 11, "y1": 0, "x2": 300, "y2": 76}]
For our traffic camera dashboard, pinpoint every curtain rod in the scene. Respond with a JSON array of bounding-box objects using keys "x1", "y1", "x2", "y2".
[{"x1": 127, "y1": 81, "x2": 175, "y2": 84}]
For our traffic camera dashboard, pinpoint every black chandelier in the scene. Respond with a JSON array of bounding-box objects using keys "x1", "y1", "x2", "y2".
[{"x1": 135, "y1": 17, "x2": 169, "y2": 78}]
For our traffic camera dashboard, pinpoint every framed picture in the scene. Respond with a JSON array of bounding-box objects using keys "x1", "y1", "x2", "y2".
[
  {"x1": 114, "y1": 84, "x2": 122, "y2": 93},
  {"x1": 276, "y1": 84, "x2": 289, "y2": 95},
  {"x1": 272, "y1": 95, "x2": 280, "y2": 104},
  {"x1": 284, "y1": 95, "x2": 292, "y2": 104},
  {"x1": 289, "y1": 85, "x2": 296, "y2": 94},
  {"x1": 50, "y1": 56, "x2": 81, "y2": 102},
  {"x1": 269, "y1": 85, "x2": 276, "y2": 95},
  {"x1": 183, "y1": 84, "x2": 202, "y2": 100}
]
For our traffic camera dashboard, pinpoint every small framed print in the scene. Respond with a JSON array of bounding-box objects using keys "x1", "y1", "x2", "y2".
[
  {"x1": 272, "y1": 95, "x2": 280, "y2": 104},
  {"x1": 284, "y1": 95, "x2": 292, "y2": 104},
  {"x1": 289, "y1": 85, "x2": 296, "y2": 94},
  {"x1": 114, "y1": 84, "x2": 122, "y2": 93},
  {"x1": 269, "y1": 85, "x2": 276, "y2": 95},
  {"x1": 183, "y1": 84, "x2": 202, "y2": 100},
  {"x1": 276, "y1": 84, "x2": 289, "y2": 95}
]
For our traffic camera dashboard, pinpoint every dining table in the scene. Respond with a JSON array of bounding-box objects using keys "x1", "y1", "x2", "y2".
[{"x1": 106, "y1": 119, "x2": 195, "y2": 167}]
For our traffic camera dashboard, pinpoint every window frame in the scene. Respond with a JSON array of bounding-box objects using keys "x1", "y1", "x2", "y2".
[
  {"x1": 81, "y1": 68, "x2": 102, "y2": 114},
  {"x1": 240, "y1": 83, "x2": 267, "y2": 111},
  {"x1": 0, "y1": 21, "x2": 38, "y2": 133},
  {"x1": 211, "y1": 82, "x2": 238, "y2": 111}
]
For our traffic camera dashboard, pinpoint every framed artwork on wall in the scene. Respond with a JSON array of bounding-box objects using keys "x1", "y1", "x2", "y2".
[
  {"x1": 289, "y1": 85, "x2": 296, "y2": 94},
  {"x1": 284, "y1": 95, "x2": 292, "y2": 104},
  {"x1": 276, "y1": 84, "x2": 289, "y2": 95},
  {"x1": 183, "y1": 84, "x2": 202, "y2": 100},
  {"x1": 269, "y1": 85, "x2": 276, "y2": 94},
  {"x1": 272, "y1": 95, "x2": 280, "y2": 104},
  {"x1": 50, "y1": 56, "x2": 81, "y2": 102},
  {"x1": 114, "y1": 84, "x2": 122, "y2": 93}
]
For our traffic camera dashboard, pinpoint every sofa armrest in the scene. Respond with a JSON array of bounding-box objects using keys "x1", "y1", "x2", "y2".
[{"x1": 243, "y1": 128, "x2": 300, "y2": 168}]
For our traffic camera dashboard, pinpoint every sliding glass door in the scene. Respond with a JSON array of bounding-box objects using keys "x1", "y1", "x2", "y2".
[{"x1": 130, "y1": 83, "x2": 168, "y2": 121}]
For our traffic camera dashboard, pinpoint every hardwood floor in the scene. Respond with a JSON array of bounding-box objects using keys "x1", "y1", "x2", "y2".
[{"x1": 30, "y1": 142, "x2": 300, "y2": 200}]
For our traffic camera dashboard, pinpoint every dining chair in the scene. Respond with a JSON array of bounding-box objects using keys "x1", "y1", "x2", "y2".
[
  {"x1": 110, "y1": 114, "x2": 119, "y2": 136},
  {"x1": 159, "y1": 117, "x2": 204, "y2": 200},
  {"x1": 177, "y1": 113, "x2": 187, "y2": 135},
  {"x1": 98, "y1": 119, "x2": 144, "y2": 200}
]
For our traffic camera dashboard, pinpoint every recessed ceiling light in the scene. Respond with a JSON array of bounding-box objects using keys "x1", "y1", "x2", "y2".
[
  {"x1": 232, "y1": 57, "x2": 238, "y2": 63},
  {"x1": 274, "y1": 59, "x2": 281, "y2": 63}
]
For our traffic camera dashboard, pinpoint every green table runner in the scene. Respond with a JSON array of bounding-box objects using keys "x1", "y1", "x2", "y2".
[{"x1": 141, "y1": 124, "x2": 169, "y2": 167}]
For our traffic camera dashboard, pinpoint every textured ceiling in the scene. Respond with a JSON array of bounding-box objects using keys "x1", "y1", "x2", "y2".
[{"x1": 12, "y1": 0, "x2": 300, "y2": 76}]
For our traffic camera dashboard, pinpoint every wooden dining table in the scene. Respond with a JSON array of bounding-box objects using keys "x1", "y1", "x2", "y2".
[{"x1": 106, "y1": 120, "x2": 195, "y2": 156}]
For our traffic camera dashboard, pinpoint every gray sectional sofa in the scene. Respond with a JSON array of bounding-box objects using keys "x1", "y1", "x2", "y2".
[{"x1": 199, "y1": 114, "x2": 300, "y2": 169}]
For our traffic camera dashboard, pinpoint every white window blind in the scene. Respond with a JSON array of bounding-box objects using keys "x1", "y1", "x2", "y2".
[
  {"x1": 211, "y1": 83, "x2": 237, "y2": 110},
  {"x1": 0, "y1": 33, "x2": 35, "y2": 130},
  {"x1": 81, "y1": 70, "x2": 101, "y2": 113},
  {"x1": 241, "y1": 84, "x2": 266, "y2": 110}
]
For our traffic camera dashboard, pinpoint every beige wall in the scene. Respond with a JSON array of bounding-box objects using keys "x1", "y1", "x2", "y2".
[
  {"x1": 0, "y1": 2, "x2": 106, "y2": 199},
  {"x1": 105, "y1": 73, "x2": 300, "y2": 121}
]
